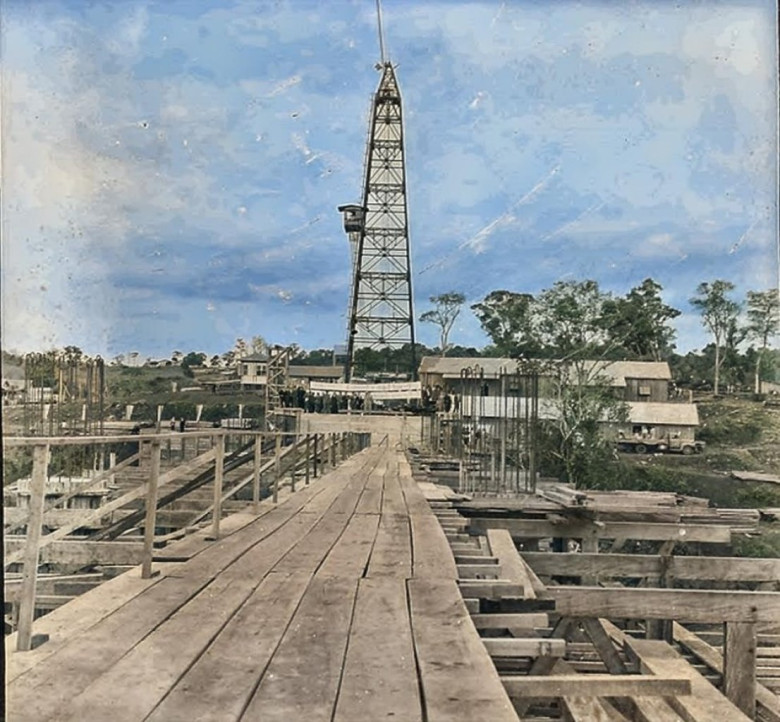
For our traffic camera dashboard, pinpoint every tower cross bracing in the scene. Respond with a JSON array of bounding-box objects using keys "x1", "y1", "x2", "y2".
[{"x1": 341, "y1": 62, "x2": 416, "y2": 380}]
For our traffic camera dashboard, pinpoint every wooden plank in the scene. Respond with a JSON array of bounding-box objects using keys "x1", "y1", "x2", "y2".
[
  {"x1": 502, "y1": 674, "x2": 691, "y2": 697},
  {"x1": 552, "y1": 659, "x2": 623, "y2": 722},
  {"x1": 410, "y1": 511, "x2": 458, "y2": 579},
  {"x1": 673, "y1": 622, "x2": 780, "y2": 722},
  {"x1": 317, "y1": 513, "x2": 379, "y2": 578},
  {"x1": 4, "y1": 539, "x2": 144, "y2": 567},
  {"x1": 468, "y1": 518, "x2": 732, "y2": 543},
  {"x1": 483, "y1": 638, "x2": 566, "y2": 658},
  {"x1": 582, "y1": 617, "x2": 628, "y2": 674},
  {"x1": 724, "y1": 621, "x2": 758, "y2": 717},
  {"x1": 380, "y1": 457, "x2": 409, "y2": 515},
  {"x1": 625, "y1": 637, "x2": 753, "y2": 722},
  {"x1": 522, "y1": 552, "x2": 780, "y2": 583},
  {"x1": 354, "y1": 462, "x2": 385, "y2": 515},
  {"x1": 549, "y1": 586, "x2": 780, "y2": 623},
  {"x1": 458, "y1": 579, "x2": 525, "y2": 599},
  {"x1": 6, "y1": 493, "x2": 335, "y2": 721},
  {"x1": 333, "y1": 577, "x2": 422, "y2": 721},
  {"x1": 487, "y1": 529, "x2": 545, "y2": 598},
  {"x1": 5, "y1": 568, "x2": 166, "y2": 683},
  {"x1": 408, "y1": 577, "x2": 519, "y2": 722},
  {"x1": 457, "y1": 563, "x2": 502, "y2": 579},
  {"x1": 144, "y1": 571, "x2": 311, "y2": 722},
  {"x1": 241, "y1": 575, "x2": 359, "y2": 722},
  {"x1": 470, "y1": 613, "x2": 549, "y2": 630},
  {"x1": 366, "y1": 513, "x2": 412, "y2": 578}
]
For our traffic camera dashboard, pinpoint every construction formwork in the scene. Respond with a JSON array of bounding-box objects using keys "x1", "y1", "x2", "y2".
[{"x1": 422, "y1": 363, "x2": 541, "y2": 495}]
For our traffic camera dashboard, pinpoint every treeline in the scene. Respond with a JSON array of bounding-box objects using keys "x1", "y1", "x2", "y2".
[{"x1": 418, "y1": 279, "x2": 779, "y2": 395}]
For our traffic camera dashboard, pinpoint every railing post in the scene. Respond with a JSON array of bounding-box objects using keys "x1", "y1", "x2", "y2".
[
  {"x1": 16, "y1": 443, "x2": 49, "y2": 652},
  {"x1": 330, "y1": 432, "x2": 336, "y2": 466},
  {"x1": 305, "y1": 434, "x2": 311, "y2": 485},
  {"x1": 252, "y1": 433, "x2": 262, "y2": 513},
  {"x1": 290, "y1": 435, "x2": 297, "y2": 493},
  {"x1": 141, "y1": 439, "x2": 162, "y2": 580},
  {"x1": 273, "y1": 433, "x2": 282, "y2": 503},
  {"x1": 313, "y1": 434, "x2": 319, "y2": 478},
  {"x1": 211, "y1": 434, "x2": 225, "y2": 540}
]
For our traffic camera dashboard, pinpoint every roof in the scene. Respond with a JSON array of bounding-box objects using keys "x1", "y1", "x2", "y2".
[
  {"x1": 239, "y1": 354, "x2": 268, "y2": 362},
  {"x1": 288, "y1": 365, "x2": 343, "y2": 379},
  {"x1": 626, "y1": 402, "x2": 699, "y2": 426},
  {"x1": 418, "y1": 356, "x2": 671, "y2": 386}
]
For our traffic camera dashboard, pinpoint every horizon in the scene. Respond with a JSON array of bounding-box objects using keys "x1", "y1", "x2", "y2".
[{"x1": 2, "y1": 0, "x2": 778, "y2": 358}]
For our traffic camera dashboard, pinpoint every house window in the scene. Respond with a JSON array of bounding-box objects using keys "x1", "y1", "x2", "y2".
[
  {"x1": 241, "y1": 364, "x2": 249, "y2": 376},
  {"x1": 638, "y1": 385, "x2": 651, "y2": 396}
]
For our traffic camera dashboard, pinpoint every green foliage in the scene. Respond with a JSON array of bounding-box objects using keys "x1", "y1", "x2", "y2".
[
  {"x1": 601, "y1": 278, "x2": 680, "y2": 360},
  {"x1": 420, "y1": 292, "x2": 466, "y2": 355},
  {"x1": 471, "y1": 290, "x2": 539, "y2": 357},
  {"x1": 689, "y1": 280, "x2": 741, "y2": 395},
  {"x1": 733, "y1": 527, "x2": 780, "y2": 559}
]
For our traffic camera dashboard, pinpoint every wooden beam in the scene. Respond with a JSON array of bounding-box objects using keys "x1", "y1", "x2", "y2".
[
  {"x1": 457, "y1": 580, "x2": 524, "y2": 599},
  {"x1": 502, "y1": 673, "x2": 691, "y2": 698},
  {"x1": 4, "y1": 452, "x2": 141, "y2": 533},
  {"x1": 582, "y1": 617, "x2": 628, "y2": 674},
  {"x1": 141, "y1": 441, "x2": 161, "y2": 578},
  {"x1": 468, "y1": 518, "x2": 732, "y2": 543},
  {"x1": 4, "y1": 446, "x2": 218, "y2": 567},
  {"x1": 483, "y1": 638, "x2": 566, "y2": 658},
  {"x1": 625, "y1": 637, "x2": 752, "y2": 722},
  {"x1": 522, "y1": 552, "x2": 780, "y2": 583},
  {"x1": 16, "y1": 443, "x2": 48, "y2": 652},
  {"x1": 673, "y1": 622, "x2": 780, "y2": 722},
  {"x1": 486, "y1": 529, "x2": 545, "y2": 599},
  {"x1": 3, "y1": 539, "x2": 144, "y2": 567},
  {"x1": 724, "y1": 621, "x2": 757, "y2": 718},
  {"x1": 470, "y1": 613, "x2": 549, "y2": 630},
  {"x1": 549, "y1": 586, "x2": 780, "y2": 623}
]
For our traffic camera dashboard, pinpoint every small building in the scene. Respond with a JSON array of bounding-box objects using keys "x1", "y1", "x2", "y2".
[
  {"x1": 418, "y1": 356, "x2": 672, "y2": 403},
  {"x1": 619, "y1": 402, "x2": 700, "y2": 441},
  {"x1": 238, "y1": 354, "x2": 269, "y2": 389},
  {"x1": 288, "y1": 365, "x2": 343, "y2": 389}
]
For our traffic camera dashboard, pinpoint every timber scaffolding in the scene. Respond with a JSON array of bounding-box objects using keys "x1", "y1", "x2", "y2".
[
  {"x1": 3, "y1": 426, "x2": 778, "y2": 721},
  {"x1": 410, "y1": 448, "x2": 780, "y2": 721}
]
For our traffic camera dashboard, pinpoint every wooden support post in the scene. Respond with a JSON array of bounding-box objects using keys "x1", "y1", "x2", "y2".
[
  {"x1": 329, "y1": 433, "x2": 336, "y2": 467},
  {"x1": 141, "y1": 440, "x2": 161, "y2": 580},
  {"x1": 290, "y1": 435, "x2": 297, "y2": 493},
  {"x1": 305, "y1": 434, "x2": 311, "y2": 485},
  {"x1": 16, "y1": 443, "x2": 49, "y2": 652},
  {"x1": 252, "y1": 434, "x2": 262, "y2": 512},
  {"x1": 273, "y1": 434, "x2": 282, "y2": 503},
  {"x1": 109, "y1": 451, "x2": 117, "y2": 487},
  {"x1": 210, "y1": 434, "x2": 225, "y2": 540},
  {"x1": 724, "y1": 621, "x2": 757, "y2": 718},
  {"x1": 313, "y1": 434, "x2": 319, "y2": 478}
]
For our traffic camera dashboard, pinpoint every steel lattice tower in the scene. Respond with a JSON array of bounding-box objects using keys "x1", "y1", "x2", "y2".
[{"x1": 339, "y1": 62, "x2": 416, "y2": 382}]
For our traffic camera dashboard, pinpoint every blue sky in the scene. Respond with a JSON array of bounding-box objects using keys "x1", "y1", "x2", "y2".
[{"x1": 1, "y1": 0, "x2": 777, "y2": 358}]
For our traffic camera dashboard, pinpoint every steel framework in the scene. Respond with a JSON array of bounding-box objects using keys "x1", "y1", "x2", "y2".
[{"x1": 340, "y1": 62, "x2": 415, "y2": 381}]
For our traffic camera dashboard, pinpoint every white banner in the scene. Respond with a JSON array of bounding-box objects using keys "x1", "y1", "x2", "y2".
[
  {"x1": 309, "y1": 380, "x2": 421, "y2": 400},
  {"x1": 195, "y1": 404, "x2": 203, "y2": 422},
  {"x1": 125, "y1": 404, "x2": 134, "y2": 420}
]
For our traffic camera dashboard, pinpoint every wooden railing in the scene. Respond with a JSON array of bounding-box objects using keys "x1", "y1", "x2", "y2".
[{"x1": 3, "y1": 429, "x2": 370, "y2": 652}]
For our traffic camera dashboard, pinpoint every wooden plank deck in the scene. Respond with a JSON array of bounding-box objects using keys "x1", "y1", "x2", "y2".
[{"x1": 6, "y1": 445, "x2": 518, "y2": 722}]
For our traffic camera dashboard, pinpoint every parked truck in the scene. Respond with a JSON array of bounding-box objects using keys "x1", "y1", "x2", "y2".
[{"x1": 616, "y1": 434, "x2": 705, "y2": 455}]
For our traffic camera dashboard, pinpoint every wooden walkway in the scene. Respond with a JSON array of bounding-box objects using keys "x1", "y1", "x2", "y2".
[{"x1": 6, "y1": 444, "x2": 518, "y2": 722}]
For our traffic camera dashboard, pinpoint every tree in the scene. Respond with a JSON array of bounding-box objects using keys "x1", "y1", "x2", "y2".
[
  {"x1": 602, "y1": 279, "x2": 680, "y2": 360},
  {"x1": 249, "y1": 336, "x2": 267, "y2": 355},
  {"x1": 181, "y1": 352, "x2": 206, "y2": 377},
  {"x1": 471, "y1": 290, "x2": 537, "y2": 357},
  {"x1": 233, "y1": 338, "x2": 250, "y2": 359},
  {"x1": 420, "y1": 292, "x2": 465, "y2": 356},
  {"x1": 746, "y1": 288, "x2": 780, "y2": 393},
  {"x1": 690, "y1": 280, "x2": 741, "y2": 395}
]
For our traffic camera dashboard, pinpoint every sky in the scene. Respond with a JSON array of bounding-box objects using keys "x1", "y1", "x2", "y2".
[{"x1": 1, "y1": 0, "x2": 778, "y2": 359}]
